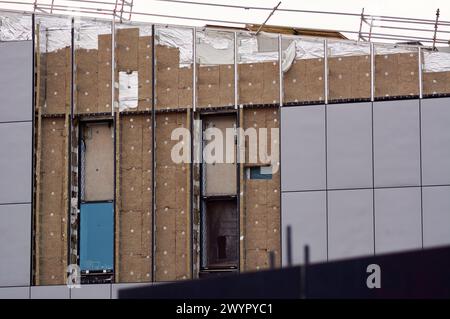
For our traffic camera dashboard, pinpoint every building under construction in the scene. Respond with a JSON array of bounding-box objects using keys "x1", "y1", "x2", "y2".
[{"x1": 1, "y1": 1, "x2": 450, "y2": 298}]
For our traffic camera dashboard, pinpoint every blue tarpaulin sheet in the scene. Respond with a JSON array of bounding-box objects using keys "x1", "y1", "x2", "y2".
[{"x1": 80, "y1": 202, "x2": 114, "y2": 271}]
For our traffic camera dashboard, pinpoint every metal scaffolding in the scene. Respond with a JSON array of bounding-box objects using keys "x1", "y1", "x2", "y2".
[{"x1": 1, "y1": 0, "x2": 450, "y2": 45}]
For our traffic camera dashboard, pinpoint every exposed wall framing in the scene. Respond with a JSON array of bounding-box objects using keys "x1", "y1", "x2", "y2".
[{"x1": 8, "y1": 6, "x2": 450, "y2": 286}]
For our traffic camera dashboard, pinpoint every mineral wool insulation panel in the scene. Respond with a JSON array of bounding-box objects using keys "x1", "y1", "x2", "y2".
[{"x1": 119, "y1": 114, "x2": 153, "y2": 283}]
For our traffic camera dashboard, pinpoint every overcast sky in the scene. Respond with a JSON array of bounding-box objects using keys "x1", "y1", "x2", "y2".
[{"x1": 2, "y1": 0, "x2": 450, "y2": 43}]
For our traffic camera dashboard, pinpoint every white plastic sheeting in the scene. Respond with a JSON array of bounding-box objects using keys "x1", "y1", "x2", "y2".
[
  {"x1": 156, "y1": 27, "x2": 193, "y2": 66},
  {"x1": 3, "y1": 12, "x2": 450, "y2": 73},
  {"x1": 75, "y1": 21, "x2": 111, "y2": 50},
  {"x1": 0, "y1": 14, "x2": 32, "y2": 41},
  {"x1": 118, "y1": 71, "x2": 138, "y2": 111},
  {"x1": 424, "y1": 51, "x2": 450, "y2": 73}
]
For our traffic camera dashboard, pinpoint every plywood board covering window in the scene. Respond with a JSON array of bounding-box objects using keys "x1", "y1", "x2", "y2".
[
  {"x1": 81, "y1": 122, "x2": 114, "y2": 201},
  {"x1": 203, "y1": 115, "x2": 237, "y2": 196}
]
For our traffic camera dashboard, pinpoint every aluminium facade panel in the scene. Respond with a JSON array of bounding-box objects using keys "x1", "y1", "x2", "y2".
[
  {"x1": 0, "y1": 122, "x2": 32, "y2": 204},
  {"x1": 30, "y1": 285, "x2": 70, "y2": 299},
  {"x1": 422, "y1": 186, "x2": 450, "y2": 248},
  {"x1": 374, "y1": 187, "x2": 422, "y2": 254},
  {"x1": 281, "y1": 191, "x2": 327, "y2": 265},
  {"x1": 421, "y1": 98, "x2": 450, "y2": 186},
  {"x1": 327, "y1": 102, "x2": 373, "y2": 189},
  {"x1": 0, "y1": 204, "x2": 31, "y2": 287},
  {"x1": 0, "y1": 41, "x2": 33, "y2": 122},
  {"x1": 281, "y1": 105, "x2": 326, "y2": 192},
  {"x1": 70, "y1": 284, "x2": 111, "y2": 299},
  {"x1": 373, "y1": 100, "x2": 421, "y2": 188},
  {"x1": 328, "y1": 189, "x2": 374, "y2": 260}
]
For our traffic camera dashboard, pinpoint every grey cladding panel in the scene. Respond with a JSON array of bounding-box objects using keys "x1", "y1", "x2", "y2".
[
  {"x1": 373, "y1": 100, "x2": 421, "y2": 187},
  {"x1": 0, "y1": 41, "x2": 33, "y2": 122},
  {"x1": 0, "y1": 122, "x2": 32, "y2": 204},
  {"x1": 422, "y1": 186, "x2": 450, "y2": 248},
  {"x1": 70, "y1": 284, "x2": 111, "y2": 299},
  {"x1": 327, "y1": 103, "x2": 373, "y2": 189},
  {"x1": 0, "y1": 287, "x2": 30, "y2": 299},
  {"x1": 0, "y1": 204, "x2": 31, "y2": 287},
  {"x1": 281, "y1": 105, "x2": 326, "y2": 192},
  {"x1": 374, "y1": 187, "x2": 422, "y2": 254},
  {"x1": 281, "y1": 191, "x2": 327, "y2": 265},
  {"x1": 421, "y1": 98, "x2": 450, "y2": 185},
  {"x1": 328, "y1": 189, "x2": 374, "y2": 260},
  {"x1": 30, "y1": 286, "x2": 70, "y2": 299},
  {"x1": 112, "y1": 283, "x2": 151, "y2": 299}
]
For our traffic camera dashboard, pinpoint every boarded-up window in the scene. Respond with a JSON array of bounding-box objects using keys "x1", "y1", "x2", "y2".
[
  {"x1": 79, "y1": 202, "x2": 114, "y2": 272},
  {"x1": 201, "y1": 199, "x2": 238, "y2": 269},
  {"x1": 80, "y1": 122, "x2": 114, "y2": 201},
  {"x1": 202, "y1": 115, "x2": 237, "y2": 196}
]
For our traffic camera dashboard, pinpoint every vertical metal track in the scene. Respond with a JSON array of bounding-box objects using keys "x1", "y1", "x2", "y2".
[
  {"x1": 190, "y1": 27, "x2": 196, "y2": 279},
  {"x1": 278, "y1": 34, "x2": 283, "y2": 107},
  {"x1": 370, "y1": 42, "x2": 375, "y2": 102},
  {"x1": 111, "y1": 18, "x2": 120, "y2": 284},
  {"x1": 111, "y1": 19, "x2": 116, "y2": 116},
  {"x1": 30, "y1": 13, "x2": 36, "y2": 286},
  {"x1": 324, "y1": 39, "x2": 328, "y2": 105},
  {"x1": 418, "y1": 47, "x2": 423, "y2": 99},
  {"x1": 67, "y1": 17, "x2": 75, "y2": 280},
  {"x1": 234, "y1": 32, "x2": 238, "y2": 110},
  {"x1": 238, "y1": 107, "x2": 244, "y2": 273},
  {"x1": 192, "y1": 27, "x2": 198, "y2": 277},
  {"x1": 193, "y1": 28, "x2": 197, "y2": 112},
  {"x1": 277, "y1": 33, "x2": 283, "y2": 267},
  {"x1": 114, "y1": 112, "x2": 120, "y2": 283},
  {"x1": 151, "y1": 23, "x2": 156, "y2": 282}
]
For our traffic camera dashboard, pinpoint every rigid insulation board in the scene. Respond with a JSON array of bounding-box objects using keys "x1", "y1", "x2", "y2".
[
  {"x1": 76, "y1": 49, "x2": 99, "y2": 114},
  {"x1": 243, "y1": 107, "x2": 281, "y2": 271},
  {"x1": 328, "y1": 55, "x2": 371, "y2": 100},
  {"x1": 97, "y1": 34, "x2": 113, "y2": 112},
  {"x1": 119, "y1": 114, "x2": 153, "y2": 282},
  {"x1": 37, "y1": 117, "x2": 68, "y2": 285},
  {"x1": 203, "y1": 115, "x2": 237, "y2": 196},
  {"x1": 155, "y1": 46, "x2": 193, "y2": 110},
  {"x1": 43, "y1": 48, "x2": 71, "y2": 115},
  {"x1": 82, "y1": 122, "x2": 114, "y2": 201},
  {"x1": 423, "y1": 71, "x2": 450, "y2": 96},
  {"x1": 156, "y1": 44, "x2": 181, "y2": 110},
  {"x1": 238, "y1": 62, "x2": 279, "y2": 106},
  {"x1": 74, "y1": 29, "x2": 153, "y2": 114},
  {"x1": 284, "y1": 58, "x2": 325, "y2": 104},
  {"x1": 375, "y1": 53, "x2": 419, "y2": 98},
  {"x1": 155, "y1": 112, "x2": 190, "y2": 281}
]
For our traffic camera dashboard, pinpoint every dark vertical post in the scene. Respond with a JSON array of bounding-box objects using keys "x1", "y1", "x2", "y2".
[
  {"x1": 269, "y1": 251, "x2": 275, "y2": 269},
  {"x1": 287, "y1": 225, "x2": 292, "y2": 267},
  {"x1": 301, "y1": 245, "x2": 309, "y2": 299}
]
